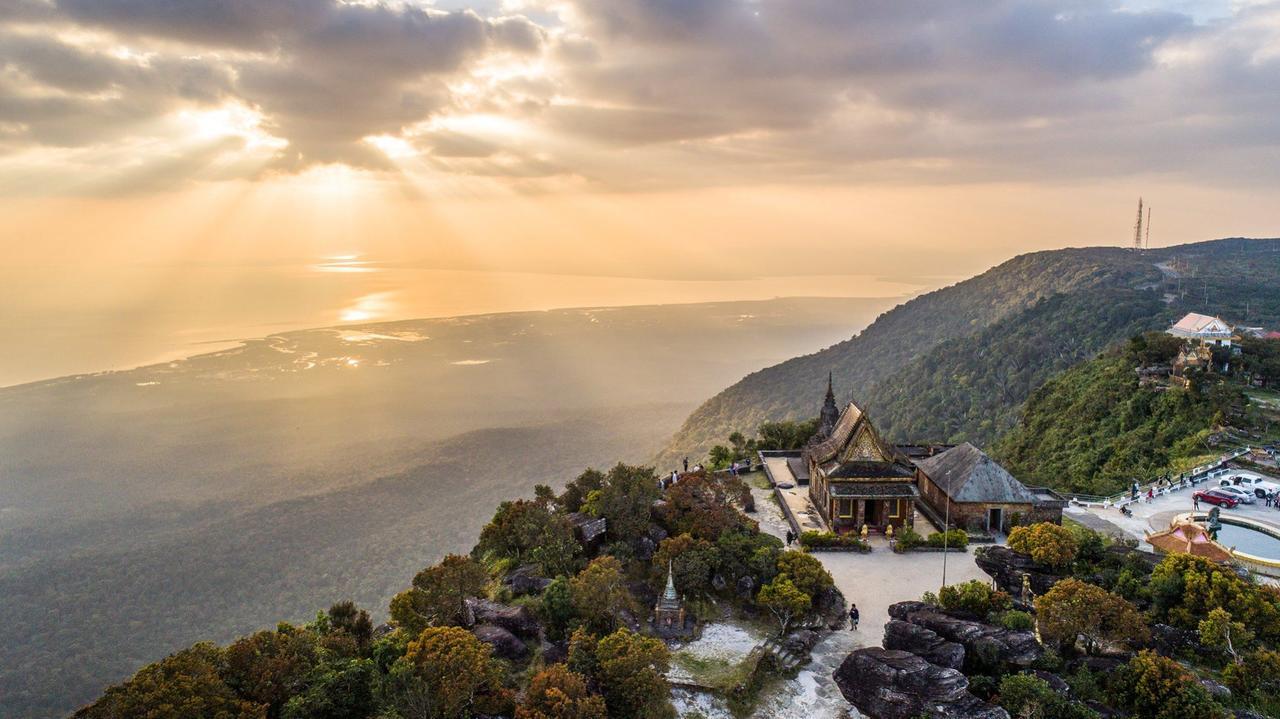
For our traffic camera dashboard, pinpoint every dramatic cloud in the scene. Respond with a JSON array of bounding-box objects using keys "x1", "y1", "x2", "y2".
[{"x1": 0, "y1": 0, "x2": 1277, "y2": 191}]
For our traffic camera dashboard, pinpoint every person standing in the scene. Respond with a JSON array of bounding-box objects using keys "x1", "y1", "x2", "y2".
[
  {"x1": 683, "y1": 457, "x2": 689, "y2": 473},
  {"x1": 1193, "y1": 495, "x2": 1200, "y2": 512},
  {"x1": 848, "y1": 604, "x2": 860, "y2": 630}
]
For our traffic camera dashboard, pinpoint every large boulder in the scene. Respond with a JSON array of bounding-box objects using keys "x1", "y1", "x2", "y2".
[
  {"x1": 888, "y1": 602, "x2": 1042, "y2": 671},
  {"x1": 465, "y1": 599, "x2": 540, "y2": 637},
  {"x1": 973, "y1": 546, "x2": 1061, "y2": 597},
  {"x1": 503, "y1": 565, "x2": 552, "y2": 596},
  {"x1": 472, "y1": 624, "x2": 528, "y2": 661},
  {"x1": 1146, "y1": 623, "x2": 1204, "y2": 660},
  {"x1": 834, "y1": 648, "x2": 1009, "y2": 719},
  {"x1": 882, "y1": 619, "x2": 965, "y2": 670},
  {"x1": 814, "y1": 586, "x2": 848, "y2": 630}
]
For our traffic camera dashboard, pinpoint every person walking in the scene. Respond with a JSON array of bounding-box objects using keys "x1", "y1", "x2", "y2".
[
  {"x1": 683, "y1": 457, "x2": 689, "y2": 473},
  {"x1": 849, "y1": 604, "x2": 860, "y2": 630},
  {"x1": 1147, "y1": 488, "x2": 1154, "y2": 503},
  {"x1": 1193, "y1": 495, "x2": 1201, "y2": 512}
]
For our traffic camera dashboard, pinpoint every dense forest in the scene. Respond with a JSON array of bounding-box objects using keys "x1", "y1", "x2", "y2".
[
  {"x1": 660, "y1": 238, "x2": 1280, "y2": 463},
  {"x1": 74, "y1": 464, "x2": 844, "y2": 719},
  {"x1": 994, "y1": 332, "x2": 1280, "y2": 496},
  {"x1": 863, "y1": 289, "x2": 1169, "y2": 446}
]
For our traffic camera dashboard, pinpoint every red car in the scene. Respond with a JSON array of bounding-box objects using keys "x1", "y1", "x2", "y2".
[{"x1": 1194, "y1": 489, "x2": 1239, "y2": 508}]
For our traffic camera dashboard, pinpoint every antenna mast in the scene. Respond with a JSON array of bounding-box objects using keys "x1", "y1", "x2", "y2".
[
  {"x1": 1145, "y1": 205, "x2": 1151, "y2": 250},
  {"x1": 1133, "y1": 197, "x2": 1144, "y2": 251}
]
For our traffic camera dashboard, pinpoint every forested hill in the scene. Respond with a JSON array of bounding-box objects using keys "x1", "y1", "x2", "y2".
[{"x1": 657, "y1": 238, "x2": 1280, "y2": 463}]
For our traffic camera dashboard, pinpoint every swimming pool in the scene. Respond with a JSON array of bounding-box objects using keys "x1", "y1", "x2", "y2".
[{"x1": 1216, "y1": 521, "x2": 1280, "y2": 560}]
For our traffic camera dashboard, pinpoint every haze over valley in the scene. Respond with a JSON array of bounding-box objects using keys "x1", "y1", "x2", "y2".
[{"x1": 0, "y1": 296, "x2": 893, "y2": 718}]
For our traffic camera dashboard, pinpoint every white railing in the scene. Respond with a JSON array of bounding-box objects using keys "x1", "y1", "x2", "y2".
[{"x1": 1064, "y1": 446, "x2": 1255, "y2": 508}]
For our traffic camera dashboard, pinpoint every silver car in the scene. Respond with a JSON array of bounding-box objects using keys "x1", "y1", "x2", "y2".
[{"x1": 1214, "y1": 485, "x2": 1257, "y2": 504}]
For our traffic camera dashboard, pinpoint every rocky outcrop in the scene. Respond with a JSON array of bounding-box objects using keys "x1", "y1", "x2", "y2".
[
  {"x1": 465, "y1": 599, "x2": 539, "y2": 637},
  {"x1": 973, "y1": 545, "x2": 1061, "y2": 597},
  {"x1": 472, "y1": 624, "x2": 528, "y2": 661},
  {"x1": 834, "y1": 648, "x2": 1009, "y2": 719},
  {"x1": 888, "y1": 602, "x2": 1042, "y2": 671},
  {"x1": 541, "y1": 639, "x2": 568, "y2": 665},
  {"x1": 503, "y1": 565, "x2": 552, "y2": 596},
  {"x1": 814, "y1": 586, "x2": 849, "y2": 630},
  {"x1": 1146, "y1": 623, "x2": 1204, "y2": 660},
  {"x1": 783, "y1": 629, "x2": 821, "y2": 655},
  {"x1": 882, "y1": 619, "x2": 964, "y2": 670}
]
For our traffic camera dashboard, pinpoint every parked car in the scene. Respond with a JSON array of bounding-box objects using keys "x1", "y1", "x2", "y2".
[
  {"x1": 1194, "y1": 489, "x2": 1239, "y2": 508},
  {"x1": 1214, "y1": 485, "x2": 1257, "y2": 504},
  {"x1": 1221, "y1": 474, "x2": 1280, "y2": 497}
]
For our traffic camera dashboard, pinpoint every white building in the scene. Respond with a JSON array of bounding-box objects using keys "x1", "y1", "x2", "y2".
[{"x1": 1168, "y1": 312, "x2": 1235, "y2": 347}]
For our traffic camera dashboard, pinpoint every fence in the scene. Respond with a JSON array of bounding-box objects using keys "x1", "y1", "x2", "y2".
[{"x1": 1062, "y1": 446, "x2": 1254, "y2": 508}]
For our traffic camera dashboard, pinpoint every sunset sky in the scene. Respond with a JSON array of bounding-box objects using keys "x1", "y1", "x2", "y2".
[{"x1": 1, "y1": 0, "x2": 1278, "y2": 384}]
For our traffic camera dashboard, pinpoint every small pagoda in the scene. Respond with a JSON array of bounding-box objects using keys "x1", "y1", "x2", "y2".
[{"x1": 652, "y1": 561, "x2": 693, "y2": 640}]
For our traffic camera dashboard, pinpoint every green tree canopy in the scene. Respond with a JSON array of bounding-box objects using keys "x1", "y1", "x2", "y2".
[
  {"x1": 570, "y1": 556, "x2": 635, "y2": 636},
  {"x1": 1034, "y1": 578, "x2": 1148, "y2": 655},
  {"x1": 515, "y1": 665, "x2": 607, "y2": 719},
  {"x1": 389, "y1": 554, "x2": 489, "y2": 634},
  {"x1": 74, "y1": 642, "x2": 266, "y2": 719},
  {"x1": 400, "y1": 627, "x2": 513, "y2": 719},
  {"x1": 474, "y1": 498, "x2": 581, "y2": 576}
]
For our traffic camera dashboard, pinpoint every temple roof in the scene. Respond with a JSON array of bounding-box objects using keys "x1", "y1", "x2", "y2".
[
  {"x1": 1146, "y1": 522, "x2": 1234, "y2": 562},
  {"x1": 1170, "y1": 312, "x2": 1232, "y2": 337},
  {"x1": 828, "y1": 482, "x2": 919, "y2": 498},
  {"x1": 805, "y1": 401, "x2": 914, "y2": 481},
  {"x1": 914, "y1": 443, "x2": 1038, "y2": 504}
]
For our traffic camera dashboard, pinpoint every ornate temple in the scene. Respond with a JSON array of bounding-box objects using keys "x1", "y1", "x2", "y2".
[
  {"x1": 804, "y1": 396, "x2": 919, "y2": 533},
  {"x1": 761, "y1": 377, "x2": 1065, "y2": 535}
]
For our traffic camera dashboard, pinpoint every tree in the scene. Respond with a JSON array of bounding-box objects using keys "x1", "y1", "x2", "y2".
[
  {"x1": 327, "y1": 601, "x2": 373, "y2": 655},
  {"x1": 651, "y1": 533, "x2": 720, "y2": 598},
  {"x1": 401, "y1": 627, "x2": 513, "y2": 719},
  {"x1": 74, "y1": 642, "x2": 266, "y2": 719},
  {"x1": 1107, "y1": 651, "x2": 1226, "y2": 719},
  {"x1": 776, "y1": 550, "x2": 833, "y2": 598},
  {"x1": 515, "y1": 665, "x2": 607, "y2": 719},
  {"x1": 559, "y1": 468, "x2": 606, "y2": 514},
  {"x1": 541, "y1": 575, "x2": 577, "y2": 641},
  {"x1": 1222, "y1": 648, "x2": 1280, "y2": 707},
  {"x1": 582, "y1": 464, "x2": 661, "y2": 542},
  {"x1": 281, "y1": 658, "x2": 374, "y2": 719},
  {"x1": 1008, "y1": 523, "x2": 1079, "y2": 569},
  {"x1": 474, "y1": 499, "x2": 581, "y2": 576},
  {"x1": 715, "y1": 528, "x2": 781, "y2": 590},
  {"x1": 390, "y1": 555, "x2": 489, "y2": 634},
  {"x1": 592, "y1": 629, "x2": 674, "y2": 719},
  {"x1": 1035, "y1": 579, "x2": 1149, "y2": 655},
  {"x1": 757, "y1": 575, "x2": 811, "y2": 635},
  {"x1": 223, "y1": 626, "x2": 320, "y2": 717},
  {"x1": 1149, "y1": 553, "x2": 1280, "y2": 639},
  {"x1": 657, "y1": 472, "x2": 752, "y2": 541},
  {"x1": 570, "y1": 556, "x2": 635, "y2": 635},
  {"x1": 1198, "y1": 608, "x2": 1254, "y2": 664}
]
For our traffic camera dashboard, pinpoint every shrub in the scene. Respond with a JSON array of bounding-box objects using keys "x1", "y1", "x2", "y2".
[
  {"x1": 894, "y1": 526, "x2": 924, "y2": 551},
  {"x1": 1008, "y1": 522, "x2": 1078, "y2": 569},
  {"x1": 925, "y1": 529, "x2": 968, "y2": 549},
  {"x1": 996, "y1": 610, "x2": 1036, "y2": 631},
  {"x1": 799, "y1": 531, "x2": 869, "y2": 551},
  {"x1": 1034, "y1": 578, "x2": 1148, "y2": 655},
  {"x1": 997, "y1": 674, "x2": 1100, "y2": 719},
  {"x1": 1107, "y1": 651, "x2": 1227, "y2": 719},
  {"x1": 938, "y1": 580, "x2": 1012, "y2": 617}
]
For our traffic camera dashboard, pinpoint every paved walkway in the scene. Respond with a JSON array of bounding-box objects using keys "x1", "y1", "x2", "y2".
[{"x1": 1070, "y1": 470, "x2": 1280, "y2": 546}]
